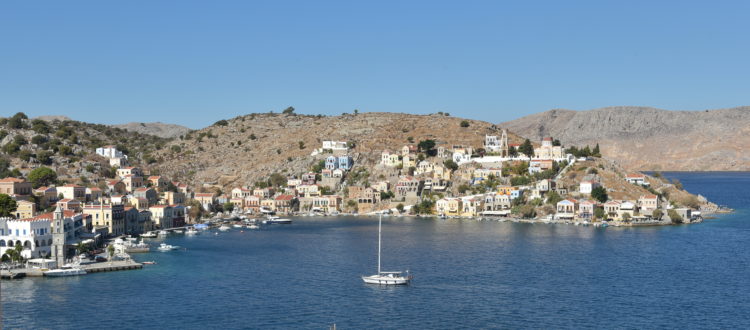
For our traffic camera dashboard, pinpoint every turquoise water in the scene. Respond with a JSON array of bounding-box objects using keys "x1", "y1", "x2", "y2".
[{"x1": 2, "y1": 172, "x2": 749, "y2": 329}]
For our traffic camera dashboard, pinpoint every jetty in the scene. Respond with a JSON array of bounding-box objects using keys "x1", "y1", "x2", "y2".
[{"x1": 1, "y1": 259, "x2": 142, "y2": 279}]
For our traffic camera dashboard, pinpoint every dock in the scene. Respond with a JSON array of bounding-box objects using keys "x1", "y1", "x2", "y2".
[
  {"x1": 80, "y1": 260, "x2": 143, "y2": 273},
  {"x1": 1, "y1": 260, "x2": 142, "y2": 279}
]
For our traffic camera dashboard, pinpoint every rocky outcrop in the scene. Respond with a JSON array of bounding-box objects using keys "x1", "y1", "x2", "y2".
[
  {"x1": 500, "y1": 106, "x2": 750, "y2": 171},
  {"x1": 112, "y1": 122, "x2": 192, "y2": 139}
]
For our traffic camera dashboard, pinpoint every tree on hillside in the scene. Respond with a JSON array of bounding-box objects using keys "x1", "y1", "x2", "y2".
[
  {"x1": 0, "y1": 194, "x2": 18, "y2": 217},
  {"x1": 269, "y1": 173, "x2": 286, "y2": 187},
  {"x1": 518, "y1": 139, "x2": 534, "y2": 157},
  {"x1": 593, "y1": 143, "x2": 601, "y2": 157},
  {"x1": 594, "y1": 206, "x2": 606, "y2": 220},
  {"x1": 546, "y1": 191, "x2": 562, "y2": 205},
  {"x1": 282, "y1": 106, "x2": 295, "y2": 114},
  {"x1": 591, "y1": 186, "x2": 608, "y2": 203},
  {"x1": 460, "y1": 120, "x2": 470, "y2": 128},
  {"x1": 417, "y1": 139, "x2": 436, "y2": 155},
  {"x1": 443, "y1": 159, "x2": 459, "y2": 171},
  {"x1": 28, "y1": 166, "x2": 57, "y2": 188},
  {"x1": 668, "y1": 209, "x2": 683, "y2": 224},
  {"x1": 552, "y1": 139, "x2": 561, "y2": 146},
  {"x1": 652, "y1": 209, "x2": 663, "y2": 220},
  {"x1": 223, "y1": 202, "x2": 235, "y2": 213},
  {"x1": 7, "y1": 112, "x2": 28, "y2": 129}
]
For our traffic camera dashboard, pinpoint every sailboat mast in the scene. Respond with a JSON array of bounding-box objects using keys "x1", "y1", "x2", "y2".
[{"x1": 378, "y1": 213, "x2": 382, "y2": 275}]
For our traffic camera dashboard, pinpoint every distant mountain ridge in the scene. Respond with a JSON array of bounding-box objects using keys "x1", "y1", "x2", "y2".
[
  {"x1": 500, "y1": 106, "x2": 750, "y2": 171},
  {"x1": 112, "y1": 122, "x2": 192, "y2": 139}
]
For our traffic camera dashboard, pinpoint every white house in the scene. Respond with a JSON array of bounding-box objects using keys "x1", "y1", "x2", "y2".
[
  {"x1": 96, "y1": 145, "x2": 127, "y2": 159},
  {"x1": 322, "y1": 141, "x2": 348, "y2": 151},
  {"x1": 579, "y1": 181, "x2": 600, "y2": 194},
  {"x1": 625, "y1": 173, "x2": 648, "y2": 186},
  {"x1": 0, "y1": 217, "x2": 53, "y2": 259}
]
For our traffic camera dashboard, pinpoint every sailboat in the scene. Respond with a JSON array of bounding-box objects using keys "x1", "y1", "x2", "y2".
[{"x1": 362, "y1": 214, "x2": 412, "y2": 285}]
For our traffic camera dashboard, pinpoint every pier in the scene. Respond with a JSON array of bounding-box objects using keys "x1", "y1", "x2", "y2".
[{"x1": 1, "y1": 260, "x2": 142, "y2": 279}]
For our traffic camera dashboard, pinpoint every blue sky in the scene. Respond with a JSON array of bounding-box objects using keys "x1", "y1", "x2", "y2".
[{"x1": 1, "y1": 1, "x2": 748, "y2": 129}]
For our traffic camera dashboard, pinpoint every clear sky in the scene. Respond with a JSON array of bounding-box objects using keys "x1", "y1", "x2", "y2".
[{"x1": 1, "y1": 1, "x2": 748, "y2": 129}]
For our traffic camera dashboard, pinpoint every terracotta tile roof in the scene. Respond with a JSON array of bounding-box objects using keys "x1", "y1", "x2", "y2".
[
  {"x1": 275, "y1": 194, "x2": 295, "y2": 201},
  {"x1": 0, "y1": 177, "x2": 27, "y2": 183}
]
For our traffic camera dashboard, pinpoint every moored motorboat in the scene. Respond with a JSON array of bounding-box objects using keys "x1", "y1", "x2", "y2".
[
  {"x1": 157, "y1": 243, "x2": 179, "y2": 251},
  {"x1": 266, "y1": 216, "x2": 292, "y2": 224},
  {"x1": 186, "y1": 228, "x2": 199, "y2": 235},
  {"x1": 158, "y1": 230, "x2": 169, "y2": 236},
  {"x1": 218, "y1": 224, "x2": 231, "y2": 231},
  {"x1": 141, "y1": 231, "x2": 158, "y2": 238}
]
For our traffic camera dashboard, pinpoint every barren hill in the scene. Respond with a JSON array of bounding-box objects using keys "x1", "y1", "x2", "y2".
[
  {"x1": 155, "y1": 112, "x2": 525, "y2": 188},
  {"x1": 113, "y1": 122, "x2": 192, "y2": 139},
  {"x1": 500, "y1": 106, "x2": 750, "y2": 171}
]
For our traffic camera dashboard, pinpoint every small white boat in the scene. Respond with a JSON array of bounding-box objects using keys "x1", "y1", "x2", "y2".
[
  {"x1": 158, "y1": 230, "x2": 169, "y2": 236},
  {"x1": 44, "y1": 267, "x2": 87, "y2": 277},
  {"x1": 266, "y1": 216, "x2": 292, "y2": 224},
  {"x1": 157, "y1": 243, "x2": 179, "y2": 251},
  {"x1": 141, "y1": 231, "x2": 158, "y2": 238},
  {"x1": 233, "y1": 224, "x2": 243, "y2": 228},
  {"x1": 247, "y1": 224, "x2": 260, "y2": 229},
  {"x1": 185, "y1": 228, "x2": 199, "y2": 235},
  {"x1": 362, "y1": 214, "x2": 411, "y2": 286},
  {"x1": 173, "y1": 230, "x2": 184, "y2": 234},
  {"x1": 142, "y1": 261, "x2": 157, "y2": 265},
  {"x1": 218, "y1": 224, "x2": 231, "y2": 231}
]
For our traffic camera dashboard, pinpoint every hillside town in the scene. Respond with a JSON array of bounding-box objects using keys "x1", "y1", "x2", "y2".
[{"x1": 1, "y1": 117, "x2": 713, "y2": 268}]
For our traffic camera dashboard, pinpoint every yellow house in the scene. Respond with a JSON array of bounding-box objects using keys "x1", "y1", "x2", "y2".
[
  {"x1": 83, "y1": 204, "x2": 126, "y2": 236},
  {"x1": 402, "y1": 155, "x2": 416, "y2": 169},
  {"x1": 432, "y1": 166, "x2": 452, "y2": 181},
  {"x1": 461, "y1": 197, "x2": 482, "y2": 217},
  {"x1": 15, "y1": 200, "x2": 36, "y2": 219},
  {"x1": 380, "y1": 150, "x2": 401, "y2": 167},
  {"x1": 497, "y1": 186, "x2": 517, "y2": 195},
  {"x1": 436, "y1": 198, "x2": 461, "y2": 216}
]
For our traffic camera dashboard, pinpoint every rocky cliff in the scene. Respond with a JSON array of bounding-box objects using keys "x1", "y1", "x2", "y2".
[{"x1": 500, "y1": 106, "x2": 750, "y2": 171}]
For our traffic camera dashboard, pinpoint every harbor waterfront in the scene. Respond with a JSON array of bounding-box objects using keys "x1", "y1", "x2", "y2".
[{"x1": 2, "y1": 172, "x2": 749, "y2": 329}]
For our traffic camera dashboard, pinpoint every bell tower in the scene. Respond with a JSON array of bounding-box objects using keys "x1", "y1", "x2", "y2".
[
  {"x1": 52, "y1": 205, "x2": 66, "y2": 267},
  {"x1": 500, "y1": 129, "x2": 509, "y2": 157}
]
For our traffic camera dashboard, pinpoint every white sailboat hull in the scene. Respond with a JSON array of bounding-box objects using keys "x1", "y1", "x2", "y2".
[{"x1": 362, "y1": 274, "x2": 410, "y2": 285}]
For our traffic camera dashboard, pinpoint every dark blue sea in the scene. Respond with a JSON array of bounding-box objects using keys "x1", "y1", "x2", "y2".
[{"x1": 2, "y1": 172, "x2": 749, "y2": 329}]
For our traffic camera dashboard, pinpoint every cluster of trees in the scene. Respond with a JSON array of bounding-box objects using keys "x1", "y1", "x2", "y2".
[
  {"x1": 590, "y1": 186, "x2": 608, "y2": 203},
  {"x1": 0, "y1": 193, "x2": 18, "y2": 217},
  {"x1": 411, "y1": 199, "x2": 434, "y2": 214},
  {"x1": 566, "y1": 144, "x2": 601, "y2": 158},
  {"x1": 0, "y1": 244, "x2": 25, "y2": 263}
]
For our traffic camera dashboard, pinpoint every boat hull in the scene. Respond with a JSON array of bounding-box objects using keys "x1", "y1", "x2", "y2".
[
  {"x1": 362, "y1": 275, "x2": 410, "y2": 285},
  {"x1": 44, "y1": 269, "x2": 87, "y2": 277}
]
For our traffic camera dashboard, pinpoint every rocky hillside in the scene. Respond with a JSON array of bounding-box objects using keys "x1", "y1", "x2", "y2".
[
  {"x1": 500, "y1": 106, "x2": 750, "y2": 171},
  {"x1": 113, "y1": 122, "x2": 192, "y2": 139},
  {"x1": 154, "y1": 112, "x2": 526, "y2": 188},
  {"x1": 1, "y1": 113, "x2": 170, "y2": 184}
]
